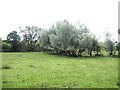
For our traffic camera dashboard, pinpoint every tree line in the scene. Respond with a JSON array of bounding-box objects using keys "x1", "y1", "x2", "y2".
[{"x1": 1, "y1": 20, "x2": 120, "y2": 57}]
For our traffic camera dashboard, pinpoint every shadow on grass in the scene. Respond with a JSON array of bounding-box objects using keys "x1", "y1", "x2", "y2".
[{"x1": 2, "y1": 65, "x2": 12, "y2": 69}]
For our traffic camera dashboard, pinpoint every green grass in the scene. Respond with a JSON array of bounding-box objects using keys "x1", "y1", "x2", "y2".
[{"x1": 2, "y1": 52, "x2": 118, "y2": 88}]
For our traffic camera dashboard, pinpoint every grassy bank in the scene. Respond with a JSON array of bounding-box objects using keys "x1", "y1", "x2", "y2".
[{"x1": 2, "y1": 52, "x2": 118, "y2": 88}]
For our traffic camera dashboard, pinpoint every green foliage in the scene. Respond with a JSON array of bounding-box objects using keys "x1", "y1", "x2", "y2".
[
  {"x1": 104, "y1": 32, "x2": 115, "y2": 56},
  {"x1": 40, "y1": 20, "x2": 101, "y2": 57},
  {"x1": 7, "y1": 31, "x2": 20, "y2": 42},
  {"x1": 20, "y1": 26, "x2": 41, "y2": 52},
  {"x1": 1, "y1": 20, "x2": 118, "y2": 57},
  {"x1": 105, "y1": 40, "x2": 114, "y2": 55},
  {"x1": 39, "y1": 29, "x2": 51, "y2": 51},
  {"x1": 116, "y1": 43, "x2": 120, "y2": 50},
  {"x1": 2, "y1": 42, "x2": 11, "y2": 52},
  {"x1": 7, "y1": 31, "x2": 20, "y2": 51},
  {"x1": 116, "y1": 43, "x2": 120, "y2": 57},
  {"x1": 17, "y1": 41, "x2": 29, "y2": 52}
]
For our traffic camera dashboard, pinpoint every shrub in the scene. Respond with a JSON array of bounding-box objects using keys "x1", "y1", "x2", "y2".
[{"x1": 2, "y1": 42, "x2": 11, "y2": 52}]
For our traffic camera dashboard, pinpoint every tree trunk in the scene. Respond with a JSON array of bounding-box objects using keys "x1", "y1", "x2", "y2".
[
  {"x1": 109, "y1": 50, "x2": 113, "y2": 56},
  {"x1": 89, "y1": 50, "x2": 92, "y2": 56},
  {"x1": 96, "y1": 48, "x2": 99, "y2": 55}
]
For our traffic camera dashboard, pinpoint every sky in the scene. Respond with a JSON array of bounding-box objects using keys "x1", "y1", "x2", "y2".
[{"x1": 0, "y1": 0, "x2": 118, "y2": 41}]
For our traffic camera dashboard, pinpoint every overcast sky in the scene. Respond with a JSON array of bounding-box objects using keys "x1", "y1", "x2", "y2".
[{"x1": 0, "y1": 0, "x2": 118, "y2": 41}]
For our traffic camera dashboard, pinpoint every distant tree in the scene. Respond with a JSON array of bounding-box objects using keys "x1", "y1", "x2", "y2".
[
  {"x1": 7, "y1": 31, "x2": 20, "y2": 51},
  {"x1": 91, "y1": 37, "x2": 101, "y2": 56},
  {"x1": 39, "y1": 29, "x2": 51, "y2": 52},
  {"x1": 2, "y1": 41, "x2": 11, "y2": 52},
  {"x1": 95, "y1": 42, "x2": 102, "y2": 55},
  {"x1": 48, "y1": 20, "x2": 77, "y2": 56},
  {"x1": 104, "y1": 32, "x2": 114, "y2": 55},
  {"x1": 20, "y1": 26, "x2": 41, "y2": 52},
  {"x1": 71, "y1": 26, "x2": 88, "y2": 56}
]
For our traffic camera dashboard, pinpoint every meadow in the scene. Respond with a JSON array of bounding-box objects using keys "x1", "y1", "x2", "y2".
[{"x1": 2, "y1": 52, "x2": 118, "y2": 88}]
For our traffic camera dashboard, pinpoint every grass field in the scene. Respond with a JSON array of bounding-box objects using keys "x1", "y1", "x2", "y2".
[{"x1": 2, "y1": 52, "x2": 118, "y2": 88}]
